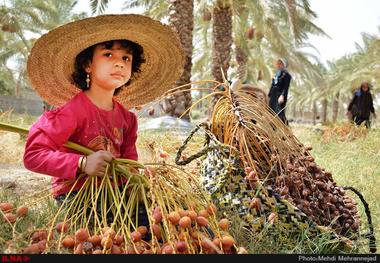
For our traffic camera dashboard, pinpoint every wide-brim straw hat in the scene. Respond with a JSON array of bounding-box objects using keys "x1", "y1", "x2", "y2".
[{"x1": 27, "y1": 14, "x2": 185, "y2": 109}]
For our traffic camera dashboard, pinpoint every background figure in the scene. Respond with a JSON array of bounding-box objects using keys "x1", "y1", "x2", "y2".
[
  {"x1": 268, "y1": 58, "x2": 292, "y2": 124},
  {"x1": 346, "y1": 82, "x2": 376, "y2": 128}
]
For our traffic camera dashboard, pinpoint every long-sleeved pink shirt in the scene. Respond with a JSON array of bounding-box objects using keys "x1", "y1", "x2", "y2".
[{"x1": 23, "y1": 91, "x2": 138, "y2": 197}]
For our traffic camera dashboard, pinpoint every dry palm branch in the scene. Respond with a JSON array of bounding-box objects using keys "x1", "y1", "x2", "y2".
[
  {"x1": 0, "y1": 122, "x2": 247, "y2": 254},
  {"x1": 174, "y1": 80, "x2": 376, "y2": 253}
]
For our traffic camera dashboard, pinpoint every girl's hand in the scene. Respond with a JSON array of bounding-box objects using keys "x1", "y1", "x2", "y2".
[
  {"x1": 278, "y1": 95, "x2": 284, "y2": 104},
  {"x1": 85, "y1": 150, "x2": 115, "y2": 177}
]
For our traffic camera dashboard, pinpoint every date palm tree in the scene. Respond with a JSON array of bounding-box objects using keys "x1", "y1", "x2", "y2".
[
  {"x1": 0, "y1": 0, "x2": 86, "y2": 109},
  {"x1": 196, "y1": 0, "x2": 328, "y2": 118},
  {"x1": 89, "y1": 0, "x2": 380, "y2": 124},
  {"x1": 322, "y1": 31, "x2": 380, "y2": 123},
  {"x1": 234, "y1": 0, "x2": 327, "y2": 84},
  {"x1": 161, "y1": 0, "x2": 194, "y2": 121},
  {"x1": 210, "y1": 0, "x2": 233, "y2": 85}
]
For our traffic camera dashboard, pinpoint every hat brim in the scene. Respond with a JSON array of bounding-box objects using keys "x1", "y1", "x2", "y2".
[{"x1": 27, "y1": 14, "x2": 185, "y2": 109}]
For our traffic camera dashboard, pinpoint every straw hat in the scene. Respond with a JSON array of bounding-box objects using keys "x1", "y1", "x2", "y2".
[{"x1": 27, "y1": 14, "x2": 185, "y2": 109}]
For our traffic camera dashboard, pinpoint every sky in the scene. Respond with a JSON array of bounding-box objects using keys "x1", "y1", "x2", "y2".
[
  {"x1": 73, "y1": 0, "x2": 380, "y2": 66},
  {"x1": 307, "y1": 0, "x2": 380, "y2": 64}
]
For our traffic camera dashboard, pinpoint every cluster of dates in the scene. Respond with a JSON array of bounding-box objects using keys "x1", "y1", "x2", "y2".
[{"x1": 267, "y1": 147, "x2": 360, "y2": 239}]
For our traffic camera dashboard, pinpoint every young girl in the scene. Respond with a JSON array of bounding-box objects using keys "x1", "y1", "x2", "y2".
[
  {"x1": 268, "y1": 58, "x2": 292, "y2": 124},
  {"x1": 23, "y1": 14, "x2": 184, "y2": 214}
]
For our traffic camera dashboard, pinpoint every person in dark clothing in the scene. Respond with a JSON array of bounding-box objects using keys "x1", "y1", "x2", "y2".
[
  {"x1": 346, "y1": 82, "x2": 376, "y2": 128},
  {"x1": 268, "y1": 58, "x2": 292, "y2": 124}
]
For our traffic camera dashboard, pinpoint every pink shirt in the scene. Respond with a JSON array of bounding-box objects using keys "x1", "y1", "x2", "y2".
[{"x1": 23, "y1": 92, "x2": 138, "y2": 197}]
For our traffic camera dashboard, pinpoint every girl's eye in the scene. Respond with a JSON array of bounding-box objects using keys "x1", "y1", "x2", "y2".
[
  {"x1": 104, "y1": 53, "x2": 112, "y2": 57},
  {"x1": 123, "y1": 56, "x2": 131, "y2": 61}
]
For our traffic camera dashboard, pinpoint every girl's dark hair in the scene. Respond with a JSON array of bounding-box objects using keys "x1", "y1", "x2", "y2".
[{"x1": 71, "y1": 39, "x2": 145, "y2": 95}]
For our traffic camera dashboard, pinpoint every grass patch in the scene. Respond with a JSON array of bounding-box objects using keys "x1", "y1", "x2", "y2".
[{"x1": 292, "y1": 124, "x2": 379, "y2": 253}]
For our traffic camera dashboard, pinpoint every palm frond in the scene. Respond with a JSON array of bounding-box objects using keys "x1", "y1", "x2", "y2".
[
  {"x1": 284, "y1": 0, "x2": 301, "y2": 44},
  {"x1": 210, "y1": 81, "x2": 304, "y2": 179},
  {"x1": 89, "y1": 0, "x2": 110, "y2": 15}
]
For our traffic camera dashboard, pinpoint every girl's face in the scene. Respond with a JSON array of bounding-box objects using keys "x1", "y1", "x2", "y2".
[
  {"x1": 362, "y1": 82, "x2": 369, "y2": 92},
  {"x1": 86, "y1": 41, "x2": 133, "y2": 92},
  {"x1": 277, "y1": 60, "x2": 284, "y2": 70}
]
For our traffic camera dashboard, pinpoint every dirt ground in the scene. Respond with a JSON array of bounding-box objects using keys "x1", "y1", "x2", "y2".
[
  {"x1": 0, "y1": 163, "x2": 53, "y2": 197},
  {"x1": 0, "y1": 132, "x2": 53, "y2": 197}
]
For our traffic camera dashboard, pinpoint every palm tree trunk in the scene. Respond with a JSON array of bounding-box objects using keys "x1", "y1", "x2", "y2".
[
  {"x1": 235, "y1": 45, "x2": 248, "y2": 82},
  {"x1": 332, "y1": 92, "x2": 340, "y2": 123},
  {"x1": 234, "y1": 2, "x2": 248, "y2": 83},
  {"x1": 210, "y1": 1, "x2": 232, "y2": 109},
  {"x1": 160, "y1": 0, "x2": 194, "y2": 121},
  {"x1": 299, "y1": 107, "x2": 304, "y2": 119},
  {"x1": 312, "y1": 100, "x2": 317, "y2": 125},
  {"x1": 321, "y1": 98, "x2": 327, "y2": 122},
  {"x1": 291, "y1": 105, "x2": 296, "y2": 119}
]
